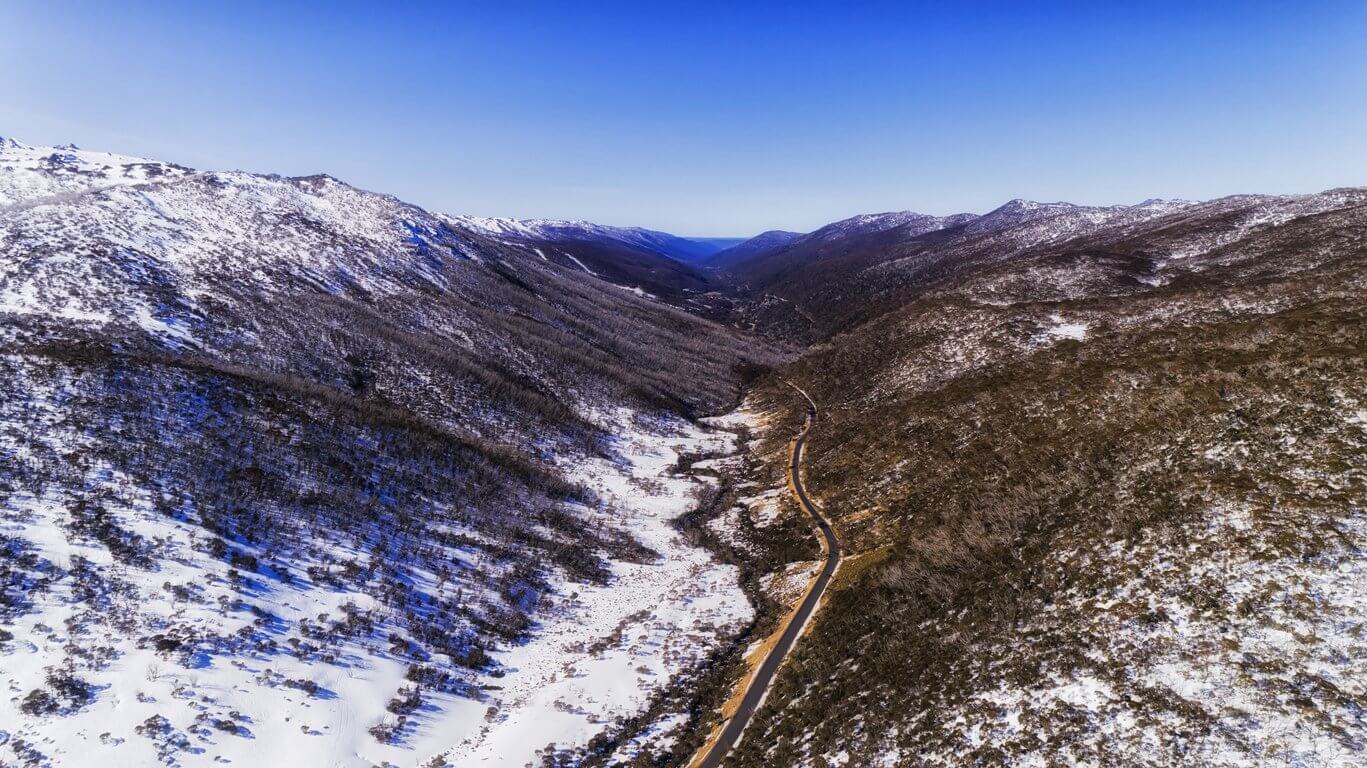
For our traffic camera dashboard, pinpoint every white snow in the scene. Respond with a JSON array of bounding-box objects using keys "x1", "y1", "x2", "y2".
[
  {"x1": 0, "y1": 139, "x2": 193, "y2": 209},
  {"x1": 616, "y1": 284, "x2": 655, "y2": 299},
  {"x1": 565, "y1": 253, "x2": 598, "y2": 276},
  {"x1": 0, "y1": 401, "x2": 753, "y2": 768},
  {"x1": 1026, "y1": 314, "x2": 1090, "y2": 348},
  {"x1": 1045, "y1": 314, "x2": 1089, "y2": 341},
  {"x1": 432, "y1": 409, "x2": 751, "y2": 764}
]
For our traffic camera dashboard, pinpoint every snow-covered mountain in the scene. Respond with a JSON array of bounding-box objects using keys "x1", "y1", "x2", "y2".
[
  {"x1": 797, "y1": 210, "x2": 975, "y2": 245},
  {"x1": 0, "y1": 138, "x2": 193, "y2": 210},
  {"x1": 444, "y1": 215, "x2": 749, "y2": 307},
  {"x1": 0, "y1": 138, "x2": 771, "y2": 767},
  {"x1": 449, "y1": 215, "x2": 735, "y2": 263},
  {"x1": 959, "y1": 197, "x2": 1194, "y2": 239}
]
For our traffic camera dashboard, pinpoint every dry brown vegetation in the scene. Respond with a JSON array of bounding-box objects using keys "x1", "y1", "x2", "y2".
[{"x1": 721, "y1": 198, "x2": 1367, "y2": 766}]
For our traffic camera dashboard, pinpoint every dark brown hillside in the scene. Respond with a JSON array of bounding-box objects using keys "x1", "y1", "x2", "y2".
[
  {"x1": 717, "y1": 191, "x2": 1367, "y2": 767},
  {"x1": 716, "y1": 196, "x2": 1367, "y2": 340}
]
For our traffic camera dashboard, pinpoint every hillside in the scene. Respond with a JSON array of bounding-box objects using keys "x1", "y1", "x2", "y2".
[
  {"x1": 449, "y1": 217, "x2": 737, "y2": 263},
  {"x1": 0, "y1": 139, "x2": 777, "y2": 767},
  {"x1": 703, "y1": 231, "x2": 804, "y2": 271},
  {"x1": 446, "y1": 217, "x2": 771, "y2": 327},
  {"x1": 4, "y1": 135, "x2": 1365, "y2": 768},
  {"x1": 719, "y1": 187, "x2": 1367, "y2": 767},
  {"x1": 717, "y1": 200, "x2": 1217, "y2": 338}
]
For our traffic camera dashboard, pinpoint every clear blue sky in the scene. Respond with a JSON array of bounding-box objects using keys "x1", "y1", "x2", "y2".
[{"x1": 5, "y1": 2, "x2": 1366, "y2": 235}]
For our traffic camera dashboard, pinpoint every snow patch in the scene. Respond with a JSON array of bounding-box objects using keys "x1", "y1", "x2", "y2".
[{"x1": 432, "y1": 410, "x2": 752, "y2": 764}]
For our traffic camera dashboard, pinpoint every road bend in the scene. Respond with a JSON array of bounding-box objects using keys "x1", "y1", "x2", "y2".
[{"x1": 693, "y1": 382, "x2": 841, "y2": 768}]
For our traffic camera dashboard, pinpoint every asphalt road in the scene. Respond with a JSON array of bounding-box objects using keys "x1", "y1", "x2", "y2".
[{"x1": 695, "y1": 384, "x2": 841, "y2": 768}]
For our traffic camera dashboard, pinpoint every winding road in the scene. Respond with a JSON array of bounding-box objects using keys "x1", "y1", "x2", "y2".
[{"x1": 693, "y1": 383, "x2": 842, "y2": 768}]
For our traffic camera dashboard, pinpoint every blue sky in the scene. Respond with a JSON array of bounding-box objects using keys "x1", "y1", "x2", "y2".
[{"x1": 5, "y1": 2, "x2": 1366, "y2": 235}]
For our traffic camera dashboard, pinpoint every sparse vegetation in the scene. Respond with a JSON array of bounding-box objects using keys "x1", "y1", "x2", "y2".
[
  {"x1": 3, "y1": 135, "x2": 1364, "y2": 767},
  {"x1": 725, "y1": 195, "x2": 1367, "y2": 766},
  {"x1": 0, "y1": 140, "x2": 776, "y2": 765}
]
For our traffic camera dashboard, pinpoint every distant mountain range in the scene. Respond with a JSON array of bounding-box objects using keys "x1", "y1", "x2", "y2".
[{"x1": 449, "y1": 215, "x2": 742, "y2": 263}]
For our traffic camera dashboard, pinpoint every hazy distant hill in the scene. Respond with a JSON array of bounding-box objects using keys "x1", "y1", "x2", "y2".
[{"x1": 704, "y1": 229, "x2": 804, "y2": 270}]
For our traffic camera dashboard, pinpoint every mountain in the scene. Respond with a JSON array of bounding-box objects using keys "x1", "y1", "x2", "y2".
[
  {"x1": 446, "y1": 216, "x2": 752, "y2": 309},
  {"x1": 715, "y1": 210, "x2": 975, "y2": 289},
  {"x1": 703, "y1": 230, "x2": 804, "y2": 270},
  {"x1": 714, "y1": 199, "x2": 1214, "y2": 337},
  {"x1": 5, "y1": 133, "x2": 1366, "y2": 768},
  {"x1": 701, "y1": 210, "x2": 977, "y2": 339},
  {"x1": 451, "y1": 216, "x2": 738, "y2": 263},
  {"x1": 0, "y1": 138, "x2": 776, "y2": 767},
  {"x1": 802, "y1": 210, "x2": 976, "y2": 244},
  {"x1": 714, "y1": 186, "x2": 1367, "y2": 768}
]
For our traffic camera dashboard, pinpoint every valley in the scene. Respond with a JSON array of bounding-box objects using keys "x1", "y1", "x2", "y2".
[{"x1": 1, "y1": 137, "x2": 1363, "y2": 768}]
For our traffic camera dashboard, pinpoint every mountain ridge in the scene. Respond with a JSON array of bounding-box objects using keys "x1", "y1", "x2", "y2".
[
  {"x1": 4, "y1": 134, "x2": 1366, "y2": 768},
  {"x1": 449, "y1": 215, "x2": 741, "y2": 264}
]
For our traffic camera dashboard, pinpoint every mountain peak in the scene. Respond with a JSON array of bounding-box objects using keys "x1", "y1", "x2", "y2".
[{"x1": 990, "y1": 198, "x2": 1078, "y2": 214}]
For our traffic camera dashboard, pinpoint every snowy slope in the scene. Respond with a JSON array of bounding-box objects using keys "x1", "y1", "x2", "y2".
[
  {"x1": 796, "y1": 210, "x2": 975, "y2": 245},
  {"x1": 434, "y1": 411, "x2": 751, "y2": 764},
  {"x1": 0, "y1": 386, "x2": 750, "y2": 768},
  {"x1": 0, "y1": 138, "x2": 193, "y2": 210},
  {"x1": 0, "y1": 139, "x2": 763, "y2": 768}
]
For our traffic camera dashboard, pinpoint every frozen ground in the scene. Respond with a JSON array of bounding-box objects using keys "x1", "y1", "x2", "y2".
[
  {"x1": 0, "y1": 403, "x2": 750, "y2": 768},
  {"x1": 431, "y1": 410, "x2": 752, "y2": 765},
  {"x1": 0, "y1": 136, "x2": 763, "y2": 768}
]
